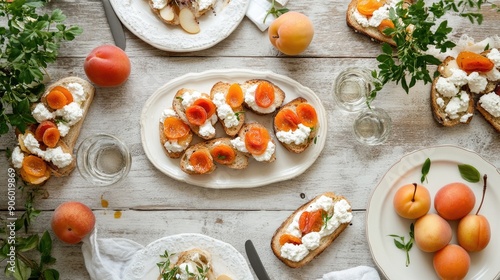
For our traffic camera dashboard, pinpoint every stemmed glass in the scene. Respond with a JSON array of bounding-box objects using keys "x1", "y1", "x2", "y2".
[{"x1": 333, "y1": 67, "x2": 392, "y2": 145}]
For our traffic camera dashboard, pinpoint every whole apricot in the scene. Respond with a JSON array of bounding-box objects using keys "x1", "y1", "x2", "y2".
[
  {"x1": 51, "y1": 201, "x2": 96, "y2": 244},
  {"x1": 84, "y1": 45, "x2": 131, "y2": 87},
  {"x1": 414, "y1": 213, "x2": 452, "y2": 253},
  {"x1": 434, "y1": 182, "x2": 475, "y2": 220},
  {"x1": 457, "y1": 214, "x2": 491, "y2": 252},
  {"x1": 393, "y1": 183, "x2": 431, "y2": 219},
  {"x1": 268, "y1": 12, "x2": 314, "y2": 56},
  {"x1": 433, "y1": 244, "x2": 470, "y2": 280}
]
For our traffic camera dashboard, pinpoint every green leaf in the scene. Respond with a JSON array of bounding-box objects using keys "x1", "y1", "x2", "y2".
[
  {"x1": 17, "y1": 235, "x2": 39, "y2": 252},
  {"x1": 43, "y1": 269, "x2": 60, "y2": 280},
  {"x1": 421, "y1": 158, "x2": 431, "y2": 183},
  {"x1": 458, "y1": 164, "x2": 481, "y2": 183},
  {"x1": 393, "y1": 239, "x2": 405, "y2": 249},
  {"x1": 38, "y1": 231, "x2": 53, "y2": 257}
]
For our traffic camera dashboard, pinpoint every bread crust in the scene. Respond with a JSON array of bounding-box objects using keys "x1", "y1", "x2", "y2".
[
  {"x1": 236, "y1": 122, "x2": 276, "y2": 163},
  {"x1": 173, "y1": 88, "x2": 217, "y2": 140},
  {"x1": 273, "y1": 97, "x2": 319, "y2": 153},
  {"x1": 16, "y1": 77, "x2": 95, "y2": 184},
  {"x1": 271, "y1": 192, "x2": 352, "y2": 268},
  {"x1": 210, "y1": 81, "x2": 245, "y2": 137},
  {"x1": 242, "y1": 79, "x2": 285, "y2": 115}
]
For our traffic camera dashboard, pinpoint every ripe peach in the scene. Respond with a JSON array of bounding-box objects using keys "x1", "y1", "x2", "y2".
[
  {"x1": 434, "y1": 182, "x2": 475, "y2": 220},
  {"x1": 457, "y1": 214, "x2": 491, "y2": 252},
  {"x1": 393, "y1": 183, "x2": 431, "y2": 219},
  {"x1": 268, "y1": 12, "x2": 314, "y2": 55},
  {"x1": 51, "y1": 201, "x2": 96, "y2": 244},
  {"x1": 433, "y1": 244, "x2": 470, "y2": 280},
  {"x1": 84, "y1": 44, "x2": 131, "y2": 87},
  {"x1": 414, "y1": 213, "x2": 452, "y2": 252}
]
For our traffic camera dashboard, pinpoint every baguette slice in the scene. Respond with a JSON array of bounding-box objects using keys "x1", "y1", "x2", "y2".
[
  {"x1": 273, "y1": 97, "x2": 319, "y2": 153},
  {"x1": 210, "y1": 81, "x2": 246, "y2": 137},
  {"x1": 159, "y1": 109, "x2": 193, "y2": 159},
  {"x1": 173, "y1": 88, "x2": 217, "y2": 140},
  {"x1": 477, "y1": 93, "x2": 500, "y2": 132},
  {"x1": 180, "y1": 141, "x2": 217, "y2": 175},
  {"x1": 346, "y1": 0, "x2": 414, "y2": 46},
  {"x1": 205, "y1": 137, "x2": 248, "y2": 169},
  {"x1": 242, "y1": 79, "x2": 285, "y2": 115},
  {"x1": 271, "y1": 192, "x2": 352, "y2": 268},
  {"x1": 235, "y1": 122, "x2": 276, "y2": 163}
]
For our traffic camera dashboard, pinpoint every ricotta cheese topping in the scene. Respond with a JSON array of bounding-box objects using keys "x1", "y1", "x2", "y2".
[
  {"x1": 32, "y1": 103, "x2": 55, "y2": 123},
  {"x1": 181, "y1": 91, "x2": 217, "y2": 137},
  {"x1": 22, "y1": 133, "x2": 73, "y2": 168},
  {"x1": 279, "y1": 196, "x2": 353, "y2": 262},
  {"x1": 11, "y1": 146, "x2": 24, "y2": 169},
  {"x1": 159, "y1": 108, "x2": 177, "y2": 123},
  {"x1": 244, "y1": 84, "x2": 278, "y2": 114},
  {"x1": 212, "y1": 92, "x2": 239, "y2": 128},
  {"x1": 67, "y1": 82, "x2": 87, "y2": 104},
  {"x1": 230, "y1": 136, "x2": 275, "y2": 162},
  {"x1": 276, "y1": 124, "x2": 311, "y2": 145},
  {"x1": 444, "y1": 91, "x2": 470, "y2": 120},
  {"x1": 151, "y1": 0, "x2": 167, "y2": 9},
  {"x1": 196, "y1": 0, "x2": 214, "y2": 11},
  {"x1": 353, "y1": 0, "x2": 398, "y2": 28},
  {"x1": 479, "y1": 92, "x2": 500, "y2": 118}
]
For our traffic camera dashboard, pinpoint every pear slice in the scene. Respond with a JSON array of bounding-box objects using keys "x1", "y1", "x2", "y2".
[
  {"x1": 179, "y1": 8, "x2": 200, "y2": 34},
  {"x1": 159, "y1": 5, "x2": 176, "y2": 23}
]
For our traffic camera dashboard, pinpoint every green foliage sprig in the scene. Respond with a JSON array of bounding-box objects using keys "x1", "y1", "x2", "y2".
[
  {"x1": 369, "y1": 0, "x2": 499, "y2": 103},
  {"x1": 263, "y1": 0, "x2": 289, "y2": 23},
  {"x1": 0, "y1": 0, "x2": 82, "y2": 135},
  {"x1": 389, "y1": 223, "x2": 414, "y2": 267}
]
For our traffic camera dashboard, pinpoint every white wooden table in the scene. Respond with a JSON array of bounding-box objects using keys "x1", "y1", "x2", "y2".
[{"x1": 1, "y1": 1, "x2": 499, "y2": 279}]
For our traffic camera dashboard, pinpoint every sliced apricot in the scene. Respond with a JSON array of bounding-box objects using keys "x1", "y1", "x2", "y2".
[
  {"x1": 254, "y1": 81, "x2": 275, "y2": 108},
  {"x1": 296, "y1": 103, "x2": 318, "y2": 128},
  {"x1": 244, "y1": 126, "x2": 270, "y2": 155},
  {"x1": 226, "y1": 83, "x2": 244, "y2": 109},
  {"x1": 46, "y1": 89, "x2": 69, "y2": 110},
  {"x1": 357, "y1": 0, "x2": 385, "y2": 16},
  {"x1": 193, "y1": 98, "x2": 216, "y2": 118},
  {"x1": 279, "y1": 234, "x2": 302, "y2": 246},
  {"x1": 42, "y1": 127, "x2": 60, "y2": 148},
  {"x1": 163, "y1": 117, "x2": 190, "y2": 140},
  {"x1": 35, "y1": 121, "x2": 57, "y2": 142},
  {"x1": 20, "y1": 167, "x2": 51, "y2": 185},
  {"x1": 299, "y1": 210, "x2": 325, "y2": 235},
  {"x1": 189, "y1": 149, "x2": 214, "y2": 174},
  {"x1": 378, "y1": 19, "x2": 395, "y2": 36},
  {"x1": 51, "y1": 86, "x2": 73, "y2": 104},
  {"x1": 186, "y1": 105, "x2": 208, "y2": 126},
  {"x1": 456, "y1": 51, "x2": 494, "y2": 73},
  {"x1": 275, "y1": 109, "x2": 300, "y2": 131},
  {"x1": 210, "y1": 144, "x2": 236, "y2": 165},
  {"x1": 22, "y1": 155, "x2": 47, "y2": 177}
]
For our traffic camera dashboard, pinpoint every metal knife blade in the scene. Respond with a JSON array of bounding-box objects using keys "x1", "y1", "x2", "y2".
[
  {"x1": 102, "y1": 0, "x2": 126, "y2": 50},
  {"x1": 245, "y1": 240, "x2": 271, "y2": 280}
]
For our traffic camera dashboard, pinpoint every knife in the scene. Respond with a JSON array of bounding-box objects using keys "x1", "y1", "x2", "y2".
[
  {"x1": 245, "y1": 240, "x2": 271, "y2": 280},
  {"x1": 102, "y1": 0, "x2": 126, "y2": 50}
]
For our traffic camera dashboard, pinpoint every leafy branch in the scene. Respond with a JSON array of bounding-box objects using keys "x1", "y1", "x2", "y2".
[
  {"x1": 389, "y1": 223, "x2": 414, "y2": 267},
  {"x1": 263, "y1": 0, "x2": 289, "y2": 23},
  {"x1": 0, "y1": 0, "x2": 83, "y2": 136},
  {"x1": 369, "y1": 0, "x2": 499, "y2": 104}
]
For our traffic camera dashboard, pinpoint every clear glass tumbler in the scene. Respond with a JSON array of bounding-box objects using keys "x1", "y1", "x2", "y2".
[
  {"x1": 353, "y1": 107, "x2": 392, "y2": 145},
  {"x1": 76, "y1": 133, "x2": 131, "y2": 186},
  {"x1": 333, "y1": 67, "x2": 373, "y2": 112}
]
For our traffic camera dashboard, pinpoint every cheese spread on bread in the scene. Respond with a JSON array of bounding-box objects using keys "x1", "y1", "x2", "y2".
[
  {"x1": 276, "y1": 123, "x2": 311, "y2": 145},
  {"x1": 181, "y1": 90, "x2": 217, "y2": 138},
  {"x1": 160, "y1": 109, "x2": 191, "y2": 153},
  {"x1": 353, "y1": 0, "x2": 398, "y2": 29},
  {"x1": 230, "y1": 137, "x2": 276, "y2": 162},
  {"x1": 244, "y1": 84, "x2": 279, "y2": 114},
  {"x1": 212, "y1": 92, "x2": 240, "y2": 128},
  {"x1": 479, "y1": 92, "x2": 500, "y2": 117},
  {"x1": 280, "y1": 195, "x2": 352, "y2": 262},
  {"x1": 21, "y1": 133, "x2": 73, "y2": 168}
]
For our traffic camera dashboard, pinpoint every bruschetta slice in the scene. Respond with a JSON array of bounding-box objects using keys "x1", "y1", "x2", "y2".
[
  {"x1": 159, "y1": 108, "x2": 193, "y2": 159},
  {"x1": 206, "y1": 137, "x2": 248, "y2": 169},
  {"x1": 180, "y1": 142, "x2": 216, "y2": 175},
  {"x1": 242, "y1": 79, "x2": 285, "y2": 115},
  {"x1": 230, "y1": 122, "x2": 276, "y2": 163},
  {"x1": 210, "y1": 82, "x2": 245, "y2": 137}
]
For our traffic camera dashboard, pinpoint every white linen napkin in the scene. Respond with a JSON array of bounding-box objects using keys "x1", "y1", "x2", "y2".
[
  {"x1": 245, "y1": 0, "x2": 290, "y2": 31},
  {"x1": 319, "y1": 265, "x2": 381, "y2": 280},
  {"x1": 81, "y1": 228, "x2": 144, "y2": 280}
]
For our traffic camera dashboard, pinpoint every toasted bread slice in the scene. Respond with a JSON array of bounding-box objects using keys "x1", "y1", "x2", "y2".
[
  {"x1": 242, "y1": 79, "x2": 285, "y2": 115},
  {"x1": 346, "y1": 0, "x2": 414, "y2": 46},
  {"x1": 180, "y1": 141, "x2": 216, "y2": 175},
  {"x1": 271, "y1": 192, "x2": 353, "y2": 268},
  {"x1": 173, "y1": 88, "x2": 217, "y2": 140},
  {"x1": 234, "y1": 122, "x2": 276, "y2": 163},
  {"x1": 273, "y1": 97, "x2": 319, "y2": 153},
  {"x1": 205, "y1": 137, "x2": 248, "y2": 169},
  {"x1": 477, "y1": 92, "x2": 500, "y2": 132},
  {"x1": 430, "y1": 76, "x2": 475, "y2": 126},
  {"x1": 210, "y1": 81, "x2": 246, "y2": 137},
  {"x1": 159, "y1": 109, "x2": 193, "y2": 159},
  {"x1": 14, "y1": 77, "x2": 94, "y2": 184}
]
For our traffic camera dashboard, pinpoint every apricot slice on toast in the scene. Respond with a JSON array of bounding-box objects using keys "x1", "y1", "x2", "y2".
[
  {"x1": 226, "y1": 83, "x2": 244, "y2": 109},
  {"x1": 244, "y1": 126, "x2": 270, "y2": 155},
  {"x1": 22, "y1": 155, "x2": 47, "y2": 177},
  {"x1": 255, "y1": 81, "x2": 275, "y2": 108},
  {"x1": 210, "y1": 144, "x2": 236, "y2": 165},
  {"x1": 296, "y1": 103, "x2": 318, "y2": 128},
  {"x1": 189, "y1": 149, "x2": 214, "y2": 174},
  {"x1": 275, "y1": 108, "x2": 300, "y2": 131},
  {"x1": 163, "y1": 117, "x2": 190, "y2": 140}
]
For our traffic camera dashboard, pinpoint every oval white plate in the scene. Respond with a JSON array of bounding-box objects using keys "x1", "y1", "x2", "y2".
[
  {"x1": 109, "y1": 0, "x2": 249, "y2": 52},
  {"x1": 140, "y1": 69, "x2": 327, "y2": 188},
  {"x1": 367, "y1": 145, "x2": 500, "y2": 280},
  {"x1": 123, "y1": 233, "x2": 253, "y2": 280}
]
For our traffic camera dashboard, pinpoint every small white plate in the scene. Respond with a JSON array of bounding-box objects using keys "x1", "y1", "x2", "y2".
[
  {"x1": 367, "y1": 145, "x2": 500, "y2": 280},
  {"x1": 109, "y1": 0, "x2": 249, "y2": 52},
  {"x1": 140, "y1": 69, "x2": 327, "y2": 188},
  {"x1": 123, "y1": 233, "x2": 253, "y2": 280}
]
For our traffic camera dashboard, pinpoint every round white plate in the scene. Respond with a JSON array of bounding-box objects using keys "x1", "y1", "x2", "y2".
[
  {"x1": 109, "y1": 0, "x2": 249, "y2": 52},
  {"x1": 367, "y1": 145, "x2": 500, "y2": 280},
  {"x1": 140, "y1": 69, "x2": 327, "y2": 188},
  {"x1": 123, "y1": 233, "x2": 253, "y2": 280}
]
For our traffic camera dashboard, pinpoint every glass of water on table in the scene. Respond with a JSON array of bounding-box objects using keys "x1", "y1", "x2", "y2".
[{"x1": 333, "y1": 67, "x2": 392, "y2": 145}]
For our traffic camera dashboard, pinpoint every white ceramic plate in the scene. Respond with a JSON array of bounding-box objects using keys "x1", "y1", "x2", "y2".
[
  {"x1": 140, "y1": 69, "x2": 327, "y2": 188},
  {"x1": 367, "y1": 145, "x2": 500, "y2": 280},
  {"x1": 109, "y1": 0, "x2": 249, "y2": 52},
  {"x1": 123, "y1": 233, "x2": 253, "y2": 280}
]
